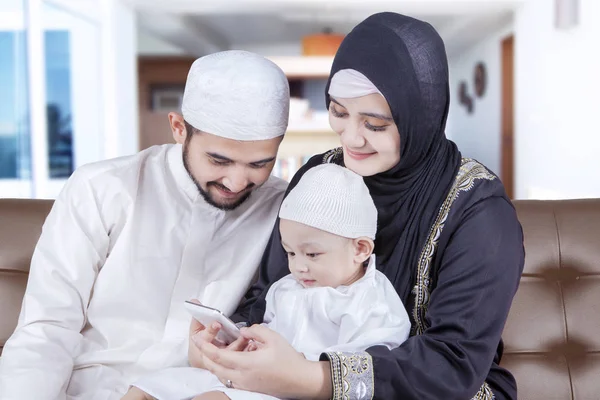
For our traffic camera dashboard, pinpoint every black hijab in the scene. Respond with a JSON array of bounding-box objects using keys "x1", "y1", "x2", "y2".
[{"x1": 324, "y1": 12, "x2": 462, "y2": 302}]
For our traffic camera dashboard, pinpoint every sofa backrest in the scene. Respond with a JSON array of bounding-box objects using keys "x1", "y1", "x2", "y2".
[
  {"x1": 1, "y1": 198, "x2": 599, "y2": 399},
  {"x1": 504, "y1": 199, "x2": 600, "y2": 400},
  {"x1": 0, "y1": 199, "x2": 53, "y2": 355}
]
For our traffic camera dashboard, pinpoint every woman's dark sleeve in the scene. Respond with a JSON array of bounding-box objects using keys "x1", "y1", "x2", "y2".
[
  {"x1": 321, "y1": 196, "x2": 525, "y2": 400},
  {"x1": 230, "y1": 153, "x2": 326, "y2": 325}
]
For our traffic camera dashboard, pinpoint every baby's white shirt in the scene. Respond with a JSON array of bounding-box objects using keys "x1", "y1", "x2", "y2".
[{"x1": 263, "y1": 254, "x2": 410, "y2": 361}]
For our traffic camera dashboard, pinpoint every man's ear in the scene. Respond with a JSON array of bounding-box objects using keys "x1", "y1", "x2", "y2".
[
  {"x1": 169, "y1": 112, "x2": 187, "y2": 144},
  {"x1": 352, "y1": 237, "x2": 374, "y2": 264}
]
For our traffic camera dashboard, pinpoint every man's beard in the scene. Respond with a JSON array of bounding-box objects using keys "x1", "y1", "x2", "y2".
[{"x1": 182, "y1": 137, "x2": 253, "y2": 211}]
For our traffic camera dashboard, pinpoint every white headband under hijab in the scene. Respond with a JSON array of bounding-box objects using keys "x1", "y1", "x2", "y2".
[{"x1": 328, "y1": 69, "x2": 384, "y2": 99}]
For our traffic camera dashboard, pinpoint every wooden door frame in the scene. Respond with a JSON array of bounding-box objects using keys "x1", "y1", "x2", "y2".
[{"x1": 501, "y1": 35, "x2": 515, "y2": 199}]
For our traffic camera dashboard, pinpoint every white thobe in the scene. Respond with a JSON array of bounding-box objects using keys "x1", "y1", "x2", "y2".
[
  {"x1": 0, "y1": 144, "x2": 287, "y2": 400},
  {"x1": 132, "y1": 255, "x2": 411, "y2": 400}
]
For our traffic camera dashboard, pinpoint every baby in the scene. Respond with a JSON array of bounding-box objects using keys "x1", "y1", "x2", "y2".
[{"x1": 123, "y1": 163, "x2": 411, "y2": 400}]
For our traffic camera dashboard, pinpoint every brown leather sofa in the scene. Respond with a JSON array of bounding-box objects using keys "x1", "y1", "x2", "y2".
[{"x1": 1, "y1": 198, "x2": 599, "y2": 399}]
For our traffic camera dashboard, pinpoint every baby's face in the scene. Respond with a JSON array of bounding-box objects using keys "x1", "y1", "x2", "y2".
[{"x1": 279, "y1": 219, "x2": 366, "y2": 288}]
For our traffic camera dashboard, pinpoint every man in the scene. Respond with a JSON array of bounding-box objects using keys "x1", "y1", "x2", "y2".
[{"x1": 0, "y1": 50, "x2": 290, "y2": 400}]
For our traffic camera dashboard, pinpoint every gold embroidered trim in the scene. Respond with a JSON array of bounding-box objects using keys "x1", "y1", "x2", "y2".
[
  {"x1": 410, "y1": 158, "x2": 496, "y2": 400},
  {"x1": 411, "y1": 158, "x2": 496, "y2": 335},
  {"x1": 323, "y1": 147, "x2": 343, "y2": 164},
  {"x1": 472, "y1": 382, "x2": 496, "y2": 400},
  {"x1": 329, "y1": 352, "x2": 344, "y2": 399},
  {"x1": 327, "y1": 351, "x2": 374, "y2": 400}
]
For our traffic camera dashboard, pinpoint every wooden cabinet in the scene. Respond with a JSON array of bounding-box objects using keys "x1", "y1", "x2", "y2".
[{"x1": 138, "y1": 56, "x2": 196, "y2": 150}]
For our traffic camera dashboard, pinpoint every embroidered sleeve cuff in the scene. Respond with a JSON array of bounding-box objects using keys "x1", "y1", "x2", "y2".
[
  {"x1": 320, "y1": 351, "x2": 374, "y2": 400},
  {"x1": 471, "y1": 382, "x2": 495, "y2": 400}
]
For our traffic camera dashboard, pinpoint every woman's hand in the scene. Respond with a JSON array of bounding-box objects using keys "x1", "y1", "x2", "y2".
[{"x1": 198, "y1": 324, "x2": 333, "y2": 400}]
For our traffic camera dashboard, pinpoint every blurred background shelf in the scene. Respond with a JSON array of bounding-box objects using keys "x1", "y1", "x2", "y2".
[
  {"x1": 267, "y1": 56, "x2": 333, "y2": 79},
  {"x1": 279, "y1": 129, "x2": 338, "y2": 159}
]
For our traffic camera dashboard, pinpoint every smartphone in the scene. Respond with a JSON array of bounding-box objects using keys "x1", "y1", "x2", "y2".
[{"x1": 184, "y1": 301, "x2": 241, "y2": 345}]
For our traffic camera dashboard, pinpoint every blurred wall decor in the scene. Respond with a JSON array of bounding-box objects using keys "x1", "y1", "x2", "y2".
[
  {"x1": 474, "y1": 61, "x2": 487, "y2": 98},
  {"x1": 458, "y1": 81, "x2": 474, "y2": 114}
]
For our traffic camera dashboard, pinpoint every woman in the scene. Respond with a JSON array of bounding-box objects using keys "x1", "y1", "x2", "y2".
[{"x1": 191, "y1": 12, "x2": 524, "y2": 400}]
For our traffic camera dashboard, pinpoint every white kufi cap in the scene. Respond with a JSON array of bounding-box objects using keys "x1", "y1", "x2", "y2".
[
  {"x1": 182, "y1": 50, "x2": 290, "y2": 141},
  {"x1": 279, "y1": 164, "x2": 377, "y2": 239}
]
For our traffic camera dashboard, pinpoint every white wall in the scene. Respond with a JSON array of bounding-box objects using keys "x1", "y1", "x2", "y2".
[
  {"x1": 514, "y1": 0, "x2": 600, "y2": 199},
  {"x1": 448, "y1": 0, "x2": 600, "y2": 200},
  {"x1": 113, "y1": 1, "x2": 139, "y2": 158},
  {"x1": 137, "y1": 27, "x2": 187, "y2": 55},
  {"x1": 447, "y1": 23, "x2": 514, "y2": 176},
  {"x1": 238, "y1": 42, "x2": 302, "y2": 57}
]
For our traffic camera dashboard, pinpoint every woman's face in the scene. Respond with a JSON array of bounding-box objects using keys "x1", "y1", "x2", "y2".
[{"x1": 328, "y1": 93, "x2": 401, "y2": 176}]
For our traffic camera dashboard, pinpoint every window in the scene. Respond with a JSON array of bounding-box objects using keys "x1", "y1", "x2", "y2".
[
  {"x1": 45, "y1": 30, "x2": 73, "y2": 178},
  {"x1": 0, "y1": 29, "x2": 74, "y2": 181},
  {"x1": 0, "y1": 30, "x2": 31, "y2": 180}
]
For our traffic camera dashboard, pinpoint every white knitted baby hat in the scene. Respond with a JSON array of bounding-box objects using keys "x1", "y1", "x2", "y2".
[{"x1": 279, "y1": 164, "x2": 377, "y2": 239}]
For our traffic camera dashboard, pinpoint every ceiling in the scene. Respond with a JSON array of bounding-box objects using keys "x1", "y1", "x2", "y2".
[
  {"x1": 186, "y1": 13, "x2": 452, "y2": 46},
  {"x1": 131, "y1": 0, "x2": 519, "y2": 58}
]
